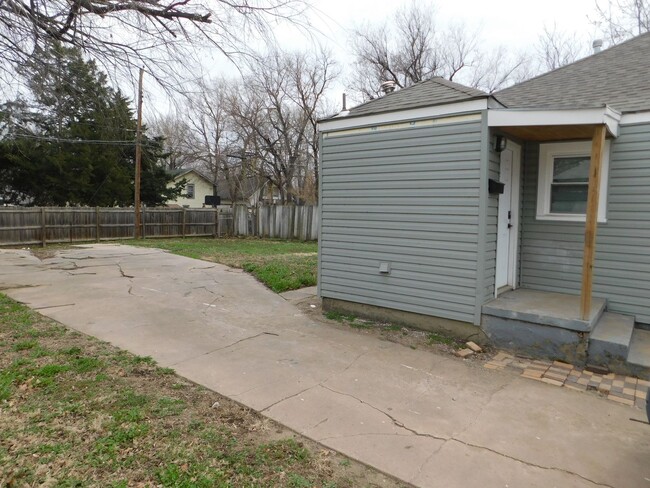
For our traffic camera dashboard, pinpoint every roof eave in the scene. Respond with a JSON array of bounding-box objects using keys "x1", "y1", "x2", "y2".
[
  {"x1": 487, "y1": 105, "x2": 622, "y2": 138},
  {"x1": 318, "y1": 95, "x2": 489, "y2": 132}
]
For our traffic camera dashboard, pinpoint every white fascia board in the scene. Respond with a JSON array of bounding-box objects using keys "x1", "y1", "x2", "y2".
[
  {"x1": 488, "y1": 106, "x2": 621, "y2": 137},
  {"x1": 318, "y1": 99, "x2": 488, "y2": 133},
  {"x1": 620, "y1": 111, "x2": 650, "y2": 125}
]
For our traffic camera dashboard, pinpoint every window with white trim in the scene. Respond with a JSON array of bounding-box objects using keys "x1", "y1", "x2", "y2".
[
  {"x1": 537, "y1": 140, "x2": 610, "y2": 222},
  {"x1": 186, "y1": 183, "x2": 195, "y2": 199}
]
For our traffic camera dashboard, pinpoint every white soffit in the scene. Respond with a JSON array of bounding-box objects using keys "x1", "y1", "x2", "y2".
[
  {"x1": 487, "y1": 106, "x2": 622, "y2": 137},
  {"x1": 318, "y1": 99, "x2": 488, "y2": 133}
]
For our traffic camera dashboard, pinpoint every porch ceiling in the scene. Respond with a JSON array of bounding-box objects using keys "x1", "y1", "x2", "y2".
[{"x1": 497, "y1": 124, "x2": 610, "y2": 142}]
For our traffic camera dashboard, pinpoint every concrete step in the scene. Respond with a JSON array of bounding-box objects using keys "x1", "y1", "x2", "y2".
[
  {"x1": 588, "y1": 313, "x2": 635, "y2": 374},
  {"x1": 483, "y1": 289, "x2": 606, "y2": 332},
  {"x1": 627, "y1": 329, "x2": 650, "y2": 381}
]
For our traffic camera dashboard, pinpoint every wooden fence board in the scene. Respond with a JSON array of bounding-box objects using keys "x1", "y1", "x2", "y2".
[{"x1": 0, "y1": 205, "x2": 317, "y2": 245}]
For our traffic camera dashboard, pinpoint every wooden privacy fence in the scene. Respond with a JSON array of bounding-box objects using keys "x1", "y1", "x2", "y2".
[
  {"x1": 232, "y1": 205, "x2": 319, "y2": 240},
  {"x1": 0, "y1": 205, "x2": 318, "y2": 246}
]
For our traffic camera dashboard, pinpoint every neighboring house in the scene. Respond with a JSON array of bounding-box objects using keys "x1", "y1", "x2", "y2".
[
  {"x1": 167, "y1": 169, "x2": 215, "y2": 208},
  {"x1": 318, "y1": 33, "x2": 650, "y2": 377},
  {"x1": 167, "y1": 169, "x2": 266, "y2": 207}
]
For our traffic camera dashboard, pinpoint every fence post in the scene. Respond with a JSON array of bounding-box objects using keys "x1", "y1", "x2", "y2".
[
  {"x1": 142, "y1": 206, "x2": 146, "y2": 239},
  {"x1": 214, "y1": 209, "x2": 218, "y2": 238},
  {"x1": 41, "y1": 207, "x2": 46, "y2": 247},
  {"x1": 182, "y1": 208, "x2": 186, "y2": 238},
  {"x1": 96, "y1": 207, "x2": 100, "y2": 242}
]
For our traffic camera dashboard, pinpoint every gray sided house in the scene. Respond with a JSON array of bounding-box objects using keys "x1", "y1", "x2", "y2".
[{"x1": 318, "y1": 34, "x2": 650, "y2": 378}]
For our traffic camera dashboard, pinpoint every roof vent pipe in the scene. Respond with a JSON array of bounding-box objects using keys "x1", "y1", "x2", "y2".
[
  {"x1": 380, "y1": 80, "x2": 397, "y2": 94},
  {"x1": 593, "y1": 39, "x2": 603, "y2": 54}
]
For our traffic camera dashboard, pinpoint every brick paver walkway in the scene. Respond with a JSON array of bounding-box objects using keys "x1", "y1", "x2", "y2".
[{"x1": 485, "y1": 352, "x2": 649, "y2": 409}]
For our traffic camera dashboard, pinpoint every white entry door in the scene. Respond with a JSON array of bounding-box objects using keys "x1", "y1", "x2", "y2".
[{"x1": 495, "y1": 142, "x2": 521, "y2": 293}]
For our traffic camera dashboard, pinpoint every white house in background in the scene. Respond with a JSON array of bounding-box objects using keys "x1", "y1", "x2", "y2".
[
  {"x1": 167, "y1": 169, "x2": 215, "y2": 208},
  {"x1": 166, "y1": 168, "x2": 273, "y2": 207}
]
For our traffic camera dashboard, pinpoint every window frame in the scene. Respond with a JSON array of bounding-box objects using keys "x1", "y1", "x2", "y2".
[
  {"x1": 186, "y1": 183, "x2": 195, "y2": 199},
  {"x1": 536, "y1": 140, "x2": 610, "y2": 223}
]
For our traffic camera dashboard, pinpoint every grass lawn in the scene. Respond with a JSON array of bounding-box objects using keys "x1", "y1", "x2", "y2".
[
  {"x1": 125, "y1": 238, "x2": 318, "y2": 293},
  {"x1": 0, "y1": 294, "x2": 399, "y2": 487}
]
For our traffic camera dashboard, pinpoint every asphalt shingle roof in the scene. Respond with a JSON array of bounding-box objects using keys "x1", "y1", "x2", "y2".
[
  {"x1": 345, "y1": 77, "x2": 487, "y2": 118},
  {"x1": 494, "y1": 32, "x2": 650, "y2": 113}
]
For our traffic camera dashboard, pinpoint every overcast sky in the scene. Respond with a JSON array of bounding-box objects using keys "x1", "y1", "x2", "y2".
[
  {"x1": 149, "y1": 0, "x2": 603, "y2": 117},
  {"x1": 297, "y1": 0, "x2": 599, "y2": 57}
]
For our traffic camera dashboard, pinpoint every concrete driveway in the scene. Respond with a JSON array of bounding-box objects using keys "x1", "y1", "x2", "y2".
[{"x1": 1, "y1": 244, "x2": 649, "y2": 488}]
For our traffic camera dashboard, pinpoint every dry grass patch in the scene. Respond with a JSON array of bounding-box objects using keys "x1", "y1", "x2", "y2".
[
  {"x1": 0, "y1": 294, "x2": 402, "y2": 488},
  {"x1": 125, "y1": 238, "x2": 318, "y2": 293}
]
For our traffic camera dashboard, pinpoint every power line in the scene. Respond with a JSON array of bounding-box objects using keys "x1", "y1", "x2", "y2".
[{"x1": 10, "y1": 133, "x2": 158, "y2": 147}]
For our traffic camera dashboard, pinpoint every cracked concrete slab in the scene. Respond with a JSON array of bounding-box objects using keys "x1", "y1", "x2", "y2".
[
  {"x1": 0, "y1": 244, "x2": 649, "y2": 488},
  {"x1": 412, "y1": 440, "x2": 601, "y2": 488},
  {"x1": 454, "y1": 378, "x2": 650, "y2": 488}
]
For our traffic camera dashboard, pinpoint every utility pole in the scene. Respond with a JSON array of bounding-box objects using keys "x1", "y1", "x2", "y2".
[{"x1": 134, "y1": 68, "x2": 144, "y2": 239}]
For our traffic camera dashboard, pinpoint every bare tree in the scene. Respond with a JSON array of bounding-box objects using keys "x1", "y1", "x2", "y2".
[
  {"x1": 185, "y1": 78, "x2": 256, "y2": 205},
  {"x1": 469, "y1": 47, "x2": 535, "y2": 93},
  {"x1": 227, "y1": 47, "x2": 337, "y2": 204},
  {"x1": 349, "y1": 1, "x2": 532, "y2": 98},
  {"x1": 593, "y1": 0, "x2": 650, "y2": 44},
  {"x1": 150, "y1": 112, "x2": 195, "y2": 171},
  {"x1": 536, "y1": 25, "x2": 589, "y2": 71},
  {"x1": 0, "y1": 1, "x2": 308, "y2": 90}
]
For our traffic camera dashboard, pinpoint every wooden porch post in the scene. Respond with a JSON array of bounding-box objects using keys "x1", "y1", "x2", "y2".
[{"x1": 580, "y1": 124, "x2": 607, "y2": 320}]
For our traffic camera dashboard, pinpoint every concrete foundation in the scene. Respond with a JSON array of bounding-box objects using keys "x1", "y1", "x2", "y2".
[
  {"x1": 322, "y1": 297, "x2": 488, "y2": 344},
  {"x1": 481, "y1": 315, "x2": 589, "y2": 365}
]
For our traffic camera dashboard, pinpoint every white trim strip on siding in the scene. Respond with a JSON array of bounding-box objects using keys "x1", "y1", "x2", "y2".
[
  {"x1": 620, "y1": 111, "x2": 650, "y2": 125},
  {"x1": 318, "y1": 100, "x2": 488, "y2": 132},
  {"x1": 323, "y1": 113, "x2": 483, "y2": 139}
]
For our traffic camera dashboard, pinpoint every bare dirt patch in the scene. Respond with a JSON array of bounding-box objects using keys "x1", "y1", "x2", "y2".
[{"x1": 292, "y1": 295, "x2": 495, "y2": 366}]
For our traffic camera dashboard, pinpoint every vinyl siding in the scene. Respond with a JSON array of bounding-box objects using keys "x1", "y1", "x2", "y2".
[
  {"x1": 519, "y1": 123, "x2": 650, "y2": 324},
  {"x1": 320, "y1": 119, "x2": 482, "y2": 324}
]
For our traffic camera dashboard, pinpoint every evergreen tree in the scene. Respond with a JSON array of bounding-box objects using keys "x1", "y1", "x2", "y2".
[{"x1": 0, "y1": 44, "x2": 183, "y2": 206}]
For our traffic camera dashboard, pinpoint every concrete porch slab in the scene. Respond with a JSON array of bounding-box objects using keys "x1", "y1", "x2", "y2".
[{"x1": 482, "y1": 289, "x2": 606, "y2": 332}]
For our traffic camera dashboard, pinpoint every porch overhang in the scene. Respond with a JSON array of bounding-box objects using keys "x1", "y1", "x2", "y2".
[
  {"x1": 487, "y1": 107, "x2": 616, "y2": 322},
  {"x1": 487, "y1": 106, "x2": 621, "y2": 140}
]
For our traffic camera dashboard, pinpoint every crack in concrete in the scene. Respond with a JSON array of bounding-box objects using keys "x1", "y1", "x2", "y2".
[
  {"x1": 127, "y1": 285, "x2": 141, "y2": 298},
  {"x1": 0, "y1": 285, "x2": 41, "y2": 292},
  {"x1": 408, "y1": 382, "x2": 512, "y2": 484},
  {"x1": 33, "y1": 303, "x2": 76, "y2": 310},
  {"x1": 409, "y1": 443, "x2": 445, "y2": 484},
  {"x1": 319, "y1": 385, "x2": 613, "y2": 488},
  {"x1": 260, "y1": 350, "x2": 374, "y2": 414},
  {"x1": 261, "y1": 384, "x2": 319, "y2": 413},
  {"x1": 116, "y1": 263, "x2": 135, "y2": 279},
  {"x1": 230, "y1": 379, "x2": 286, "y2": 399},
  {"x1": 452, "y1": 381, "x2": 511, "y2": 442},
  {"x1": 309, "y1": 417, "x2": 329, "y2": 431},
  {"x1": 320, "y1": 385, "x2": 449, "y2": 442},
  {"x1": 445, "y1": 439, "x2": 615, "y2": 488},
  {"x1": 169, "y1": 332, "x2": 280, "y2": 367}
]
